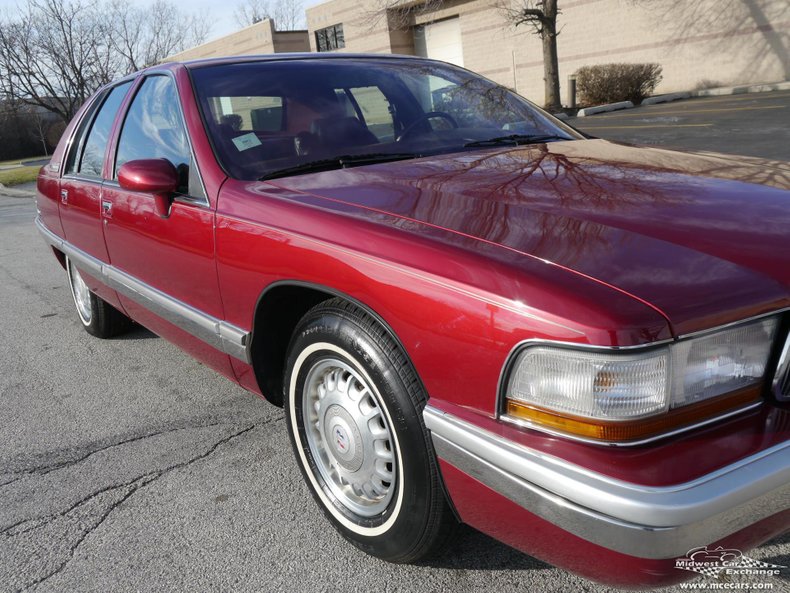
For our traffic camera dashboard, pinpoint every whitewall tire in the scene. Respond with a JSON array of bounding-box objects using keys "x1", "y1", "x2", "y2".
[{"x1": 284, "y1": 298, "x2": 456, "y2": 562}]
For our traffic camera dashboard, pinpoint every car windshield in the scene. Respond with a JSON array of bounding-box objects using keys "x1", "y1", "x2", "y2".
[{"x1": 190, "y1": 57, "x2": 581, "y2": 180}]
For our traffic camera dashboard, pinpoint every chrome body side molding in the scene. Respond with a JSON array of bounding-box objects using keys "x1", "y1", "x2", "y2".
[
  {"x1": 36, "y1": 217, "x2": 251, "y2": 363},
  {"x1": 424, "y1": 405, "x2": 790, "y2": 559}
]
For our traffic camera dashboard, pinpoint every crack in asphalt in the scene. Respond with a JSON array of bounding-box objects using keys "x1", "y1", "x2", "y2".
[
  {"x1": 0, "y1": 419, "x2": 278, "y2": 537},
  {"x1": 0, "y1": 420, "x2": 232, "y2": 489},
  {"x1": 18, "y1": 478, "x2": 153, "y2": 593},
  {"x1": 1, "y1": 474, "x2": 147, "y2": 538},
  {"x1": 8, "y1": 420, "x2": 269, "y2": 592}
]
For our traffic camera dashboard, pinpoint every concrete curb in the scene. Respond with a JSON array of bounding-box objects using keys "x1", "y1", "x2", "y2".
[
  {"x1": 691, "y1": 80, "x2": 790, "y2": 97},
  {"x1": 642, "y1": 92, "x2": 691, "y2": 105},
  {"x1": 574, "y1": 80, "x2": 788, "y2": 116},
  {"x1": 577, "y1": 101, "x2": 634, "y2": 117},
  {"x1": 0, "y1": 182, "x2": 35, "y2": 198}
]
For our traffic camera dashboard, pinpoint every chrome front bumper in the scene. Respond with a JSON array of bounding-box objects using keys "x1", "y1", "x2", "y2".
[{"x1": 424, "y1": 406, "x2": 790, "y2": 560}]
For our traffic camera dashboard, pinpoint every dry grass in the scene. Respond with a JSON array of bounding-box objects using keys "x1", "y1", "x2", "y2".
[{"x1": 0, "y1": 166, "x2": 40, "y2": 186}]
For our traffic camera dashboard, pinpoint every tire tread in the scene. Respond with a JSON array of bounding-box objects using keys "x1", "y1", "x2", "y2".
[{"x1": 86, "y1": 293, "x2": 133, "y2": 338}]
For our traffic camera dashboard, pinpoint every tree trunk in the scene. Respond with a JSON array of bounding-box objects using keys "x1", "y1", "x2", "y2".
[{"x1": 541, "y1": 0, "x2": 562, "y2": 112}]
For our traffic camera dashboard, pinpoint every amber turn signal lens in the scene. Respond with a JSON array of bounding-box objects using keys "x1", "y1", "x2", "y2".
[{"x1": 505, "y1": 385, "x2": 762, "y2": 442}]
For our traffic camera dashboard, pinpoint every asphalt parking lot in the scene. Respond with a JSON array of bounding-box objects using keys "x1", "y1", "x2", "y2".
[
  {"x1": 1, "y1": 101, "x2": 789, "y2": 591},
  {"x1": 571, "y1": 89, "x2": 790, "y2": 161}
]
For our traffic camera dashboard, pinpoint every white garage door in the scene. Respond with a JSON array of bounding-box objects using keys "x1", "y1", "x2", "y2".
[{"x1": 414, "y1": 18, "x2": 464, "y2": 67}]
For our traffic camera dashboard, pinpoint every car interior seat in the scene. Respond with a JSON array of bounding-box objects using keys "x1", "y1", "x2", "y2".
[{"x1": 310, "y1": 116, "x2": 379, "y2": 151}]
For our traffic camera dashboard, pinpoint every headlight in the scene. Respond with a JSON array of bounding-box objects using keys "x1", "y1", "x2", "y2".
[{"x1": 504, "y1": 317, "x2": 778, "y2": 443}]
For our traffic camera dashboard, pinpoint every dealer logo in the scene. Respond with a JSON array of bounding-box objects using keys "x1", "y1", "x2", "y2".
[{"x1": 675, "y1": 546, "x2": 785, "y2": 579}]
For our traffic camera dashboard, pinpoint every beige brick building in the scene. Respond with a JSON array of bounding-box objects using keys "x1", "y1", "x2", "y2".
[
  {"x1": 168, "y1": 1, "x2": 789, "y2": 106},
  {"x1": 167, "y1": 19, "x2": 310, "y2": 61},
  {"x1": 306, "y1": 0, "x2": 789, "y2": 104}
]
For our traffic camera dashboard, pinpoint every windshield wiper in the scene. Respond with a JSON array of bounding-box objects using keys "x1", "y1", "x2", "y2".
[
  {"x1": 259, "y1": 152, "x2": 421, "y2": 181},
  {"x1": 463, "y1": 134, "x2": 571, "y2": 148}
]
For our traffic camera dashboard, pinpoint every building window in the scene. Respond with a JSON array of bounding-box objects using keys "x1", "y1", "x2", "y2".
[{"x1": 315, "y1": 23, "x2": 344, "y2": 52}]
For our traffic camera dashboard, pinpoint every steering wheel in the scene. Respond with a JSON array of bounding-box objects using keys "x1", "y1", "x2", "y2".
[{"x1": 396, "y1": 111, "x2": 459, "y2": 142}]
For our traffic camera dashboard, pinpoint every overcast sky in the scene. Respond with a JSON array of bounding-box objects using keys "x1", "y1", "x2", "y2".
[{"x1": 0, "y1": 0, "x2": 325, "y2": 41}]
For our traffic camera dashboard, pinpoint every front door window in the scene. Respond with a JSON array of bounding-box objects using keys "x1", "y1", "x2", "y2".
[{"x1": 115, "y1": 75, "x2": 196, "y2": 197}]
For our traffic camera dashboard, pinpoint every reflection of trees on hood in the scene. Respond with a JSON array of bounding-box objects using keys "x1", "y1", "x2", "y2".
[
  {"x1": 354, "y1": 139, "x2": 790, "y2": 271},
  {"x1": 664, "y1": 152, "x2": 790, "y2": 191},
  {"x1": 359, "y1": 145, "x2": 662, "y2": 267}
]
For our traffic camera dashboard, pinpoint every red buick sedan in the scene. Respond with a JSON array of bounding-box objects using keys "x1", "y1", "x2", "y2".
[{"x1": 35, "y1": 54, "x2": 789, "y2": 588}]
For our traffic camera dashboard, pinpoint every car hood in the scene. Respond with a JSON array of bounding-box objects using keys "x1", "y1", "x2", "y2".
[{"x1": 262, "y1": 139, "x2": 790, "y2": 335}]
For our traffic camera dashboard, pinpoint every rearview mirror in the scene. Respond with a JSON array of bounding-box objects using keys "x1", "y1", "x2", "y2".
[{"x1": 117, "y1": 159, "x2": 179, "y2": 218}]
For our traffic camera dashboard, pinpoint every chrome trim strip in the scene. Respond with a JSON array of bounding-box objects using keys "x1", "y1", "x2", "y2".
[
  {"x1": 36, "y1": 217, "x2": 250, "y2": 363},
  {"x1": 431, "y1": 434, "x2": 680, "y2": 557},
  {"x1": 424, "y1": 406, "x2": 790, "y2": 559},
  {"x1": 61, "y1": 174, "x2": 104, "y2": 186},
  {"x1": 676, "y1": 308, "x2": 789, "y2": 341},
  {"x1": 219, "y1": 323, "x2": 249, "y2": 362},
  {"x1": 498, "y1": 401, "x2": 763, "y2": 447},
  {"x1": 774, "y1": 332, "x2": 790, "y2": 402}
]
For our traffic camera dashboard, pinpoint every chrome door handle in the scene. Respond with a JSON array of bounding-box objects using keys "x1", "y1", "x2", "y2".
[
  {"x1": 101, "y1": 200, "x2": 112, "y2": 217},
  {"x1": 60, "y1": 189, "x2": 68, "y2": 203}
]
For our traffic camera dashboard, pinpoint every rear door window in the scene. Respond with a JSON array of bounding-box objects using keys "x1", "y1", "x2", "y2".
[{"x1": 66, "y1": 82, "x2": 131, "y2": 178}]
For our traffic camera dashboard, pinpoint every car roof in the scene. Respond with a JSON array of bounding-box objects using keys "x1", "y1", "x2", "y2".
[{"x1": 168, "y1": 52, "x2": 426, "y2": 70}]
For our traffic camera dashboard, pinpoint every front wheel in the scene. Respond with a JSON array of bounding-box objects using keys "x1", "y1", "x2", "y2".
[
  {"x1": 284, "y1": 298, "x2": 456, "y2": 563},
  {"x1": 66, "y1": 256, "x2": 132, "y2": 338}
]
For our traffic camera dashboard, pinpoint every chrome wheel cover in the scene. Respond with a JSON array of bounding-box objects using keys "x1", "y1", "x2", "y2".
[
  {"x1": 67, "y1": 258, "x2": 92, "y2": 325},
  {"x1": 302, "y1": 358, "x2": 396, "y2": 517}
]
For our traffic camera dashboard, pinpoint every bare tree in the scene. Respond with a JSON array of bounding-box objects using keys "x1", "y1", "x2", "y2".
[
  {"x1": 0, "y1": 0, "x2": 211, "y2": 123},
  {"x1": 0, "y1": 100, "x2": 47, "y2": 159},
  {"x1": 367, "y1": 0, "x2": 443, "y2": 30},
  {"x1": 273, "y1": 0, "x2": 306, "y2": 30},
  {"x1": 29, "y1": 108, "x2": 51, "y2": 155},
  {"x1": 0, "y1": 0, "x2": 117, "y2": 122},
  {"x1": 502, "y1": 0, "x2": 562, "y2": 112},
  {"x1": 233, "y1": 0, "x2": 307, "y2": 31},
  {"x1": 369, "y1": 0, "x2": 561, "y2": 110},
  {"x1": 234, "y1": 0, "x2": 306, "y2": 31},
  {"x1": 234, "y1": 0, "x2": 270, "y2": 28},
  {"x1": 109, "y1": 0, "x2": 210, "y2": 72}
]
